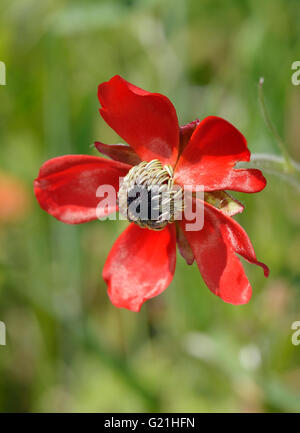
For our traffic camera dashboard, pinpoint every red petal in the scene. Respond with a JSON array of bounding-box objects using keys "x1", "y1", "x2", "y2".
[
  {"x1": 103, "y1": 224, "x2": 177, "y2": 312},
  {"x1": 94, "y1": 141, "x2": 141, "y2": 166},
  {"x1": 34, "y1": 155, "x2": 130, "y2": 224},
  {"x1": 176, "y1": 223, "x2": 194, "y2": 265},
  {"x1": 179, "y1": 119, "x2": 200, "y2": 154},
  {"x1": 180, "y1": 200, "x2": 269, "y2": 304},
  {"x1": 98, "y1": 75, "x2": 179, "y2": 166},
  {"x1": 174, "y1": 116, "x2": 266, "y2": 193}
]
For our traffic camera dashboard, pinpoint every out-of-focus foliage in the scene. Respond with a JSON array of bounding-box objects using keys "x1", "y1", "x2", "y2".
[{"x1": 0, "y1": 0, "x2": 300, "y2": 412}]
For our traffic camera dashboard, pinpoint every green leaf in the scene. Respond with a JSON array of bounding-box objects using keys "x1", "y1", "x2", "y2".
[{"x1": 204, "y1": 191, "x2": 244, "y2": 216}]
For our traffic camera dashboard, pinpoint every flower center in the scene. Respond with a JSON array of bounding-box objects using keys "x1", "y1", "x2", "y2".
[{"x1": 118, "y1": 159, "x2": 183, "y2": 230}]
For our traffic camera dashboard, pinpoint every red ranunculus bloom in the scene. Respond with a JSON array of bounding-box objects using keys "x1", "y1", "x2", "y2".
[{"x1": 34, "y1": 75, "x2": 269, "y2": 312}]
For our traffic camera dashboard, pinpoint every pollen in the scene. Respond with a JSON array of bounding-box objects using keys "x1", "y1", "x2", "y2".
[{"x1": 118, "y1": 159, "x2": 184, "y2": 230}]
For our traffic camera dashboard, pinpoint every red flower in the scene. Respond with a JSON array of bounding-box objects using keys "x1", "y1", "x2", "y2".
[{"x1": 34, "y1": 75, "x2": 269, "y2": 312}]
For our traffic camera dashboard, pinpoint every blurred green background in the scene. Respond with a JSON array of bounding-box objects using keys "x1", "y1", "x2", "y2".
[{"x1": 0, "y1": 0, "x2": 300, "y2": 413}]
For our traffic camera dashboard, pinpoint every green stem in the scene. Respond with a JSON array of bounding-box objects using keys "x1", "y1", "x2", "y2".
[
  {"x1": 258, "y1": 78, "x2": 294, "y2": 172},
  {"x1": 240, "y1": 153, "x2": 300, "y2": 193}
]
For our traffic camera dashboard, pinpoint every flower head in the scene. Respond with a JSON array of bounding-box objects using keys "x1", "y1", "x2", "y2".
[
  {"x1": 118, "y1": 159, "x2": 183, "y2": 230},
  {"x1": 34, "y1": 75, "x2": 269, "y2": 312}
]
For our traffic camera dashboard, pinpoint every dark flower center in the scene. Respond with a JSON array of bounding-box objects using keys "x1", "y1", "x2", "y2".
[{"x1": 118, "y1": 159, "x2": 183, "y2": 230}]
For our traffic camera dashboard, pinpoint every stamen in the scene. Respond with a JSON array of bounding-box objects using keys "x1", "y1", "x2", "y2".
[{"x1": 118, "y1": 159, "x2": 184, "y2": 230}]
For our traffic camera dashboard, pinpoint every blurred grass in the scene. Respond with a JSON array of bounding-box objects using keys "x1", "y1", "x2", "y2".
[{"x1": 0, "y1": 0, "x2": 300, "y2": 412}]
